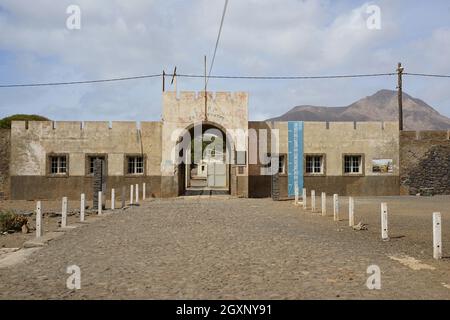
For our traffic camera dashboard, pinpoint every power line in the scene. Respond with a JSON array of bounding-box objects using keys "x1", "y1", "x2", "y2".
[
  {"x1": 206, "y1": 0, "x2": 229, "y2": 87},
  {"x1": 181, "y1": 72, "x2": 397, "y2": 80},
  {"x1": 0, "y1": 74, "x2": 161, "y2": 88},
  {"x1": 405, "y1": 72, "x2": 450, "y2": 78},
  {"x1": 2, "y1": 71, "x2": 450, "y2": 88}
]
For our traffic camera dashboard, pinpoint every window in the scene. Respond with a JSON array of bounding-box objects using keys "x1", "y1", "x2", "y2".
[
  {"x1": 344, "y1": 155, "x2": 363, "y2": 174},
  {"x1": 88, "y1": 156, "x2": 106, "y2": 175},
  {"x1": 127, "y1": 156, "x2": 144, "y2": 175},
  {"x1": 305, "y1": 155, "x2": 324, "y2": 174},
  {"x1": 49, "y1": 155, "x2": 67, "y2": 175},
  {"x1": 278, "y1": 155, "x2": 286, "y2": 174}
]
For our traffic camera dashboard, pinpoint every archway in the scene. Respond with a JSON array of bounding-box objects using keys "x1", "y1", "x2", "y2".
[{"x1": 177, "y1": 121, "x2": 234, "y2": 196}]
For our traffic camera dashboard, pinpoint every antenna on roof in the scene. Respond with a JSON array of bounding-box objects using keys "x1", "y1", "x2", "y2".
[{"x1": 171, "y1": 66, "x2": 177, "y2": 93}]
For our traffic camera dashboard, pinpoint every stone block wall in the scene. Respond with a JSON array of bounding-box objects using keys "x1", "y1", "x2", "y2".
[
  {"x1": 400, "y1": 131, "x2": 450, "y2": 195},
  {"x1": 0, "y1": 129, "x2": 11, "y2": 200}
]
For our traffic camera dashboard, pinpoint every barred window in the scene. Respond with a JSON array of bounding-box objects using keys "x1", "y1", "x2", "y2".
[
  {"x1": 306, "y1": 155, "x2": 323, "y2": 174},
  {"x1": 50, "y1": 156, "x2": 67, "y2": 174},
  {"x1": 127, "y1": 156, "x2": 144, "y2": 174},
  {"x1": 344, "y1": 155, "x2": 362, "y2": 174}
]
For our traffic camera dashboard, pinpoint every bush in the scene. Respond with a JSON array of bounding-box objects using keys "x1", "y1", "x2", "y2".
[
  {"x1": 0, "y1": 210, "x2": 28, "y2": 232},
  {"x1": 0, "y1": 114, "x2": 50, "y2": 129}
]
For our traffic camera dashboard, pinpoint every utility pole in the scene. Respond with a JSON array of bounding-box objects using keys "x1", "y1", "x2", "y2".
[
  {"x1": 204, "y1": 55, "x2": 208, "y2": 121},
  {"x1": 397, "y1": 62, "x2": 404, "y2": 131},
  {"x1": 162, "y1": 70, "x2": 166, "y2": 92}
]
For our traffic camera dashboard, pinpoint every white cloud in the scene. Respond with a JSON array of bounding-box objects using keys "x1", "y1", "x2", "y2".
[{"x1": 0, "y1": 0, "x2": 449, "y2": 120}]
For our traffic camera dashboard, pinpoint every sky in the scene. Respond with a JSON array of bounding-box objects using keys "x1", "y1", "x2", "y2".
[{"x1": 0, "y1": 0, "x2": 450, "y2": 121}]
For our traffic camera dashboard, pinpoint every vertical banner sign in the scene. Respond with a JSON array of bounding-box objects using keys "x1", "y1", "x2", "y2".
[{"x1": 288, "y1": 121, "x2": 304, "y2": 197}]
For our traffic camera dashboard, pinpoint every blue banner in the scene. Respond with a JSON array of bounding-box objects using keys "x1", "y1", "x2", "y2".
[{"x1": 288, "y1": 121, "x2": 304, "y2": 197}]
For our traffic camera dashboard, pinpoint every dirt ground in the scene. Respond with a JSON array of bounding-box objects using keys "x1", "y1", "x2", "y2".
[
  {"x1": 0, "y1": 199, "x2": 120, "y2": 248},
  {"x1": 1, "y1": 195, "x2": 450, "y2": 299}
]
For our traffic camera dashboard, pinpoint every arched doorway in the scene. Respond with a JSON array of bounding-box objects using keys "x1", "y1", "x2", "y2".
[{"x1": 177, "y1": 122, "x2": 233, "y2": 196}]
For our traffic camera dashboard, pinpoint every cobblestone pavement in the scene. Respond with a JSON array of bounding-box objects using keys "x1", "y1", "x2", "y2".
[{"x1": 1, "y1": 196, "x2": 450, "y2": 299}]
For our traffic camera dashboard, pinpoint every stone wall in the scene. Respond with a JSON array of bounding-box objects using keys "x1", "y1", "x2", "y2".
[
  {"x1": 400, "y1": 131, "x2": 450, "y2": 195},
  {"x1": 0, "y1": 129, "x2": 11, "y2": 200},
  {"x1": 10, "y1": 121, "x2": 162, "y2": 200}
]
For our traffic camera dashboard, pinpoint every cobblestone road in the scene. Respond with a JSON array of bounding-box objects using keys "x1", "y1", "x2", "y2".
[{"x1": 1, "y1": 196, "x2": 450, "y2": 299}]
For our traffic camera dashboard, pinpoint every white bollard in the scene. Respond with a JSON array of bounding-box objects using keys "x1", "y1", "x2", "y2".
[
  {"x1": 311, "y1": 190, "x2": 316, "y2": 212},
  {"x1": 302, "y1": 188, "x2": 307, "y2": 209},
  {"x1": 321, "y1": 192, "x2": 326, "y2": 216},
  {"x1": 143, "y1": 183, "x2": 146, "y2": 200},
  {"x1": 111, "y1": 189, "x2": 115, "y2": 210},
  {"x1": 333, "y1": 194, "x2": 339, "y2": 221},
  {"x1": 348, "y1": 196, "x2": 354, "y2": 227},
  {"x1": 80, "y1": 194, "x2": 85, "y2": 222},
  {"x1": 381, "y1": 202, "x2": 388, "y2": 241},
  {"x1": 135, "y1": 184, "x2": 139, "y2": 203},
  {"x1": 36, "y1": 201, "x2": 42, "y2": 238},
  {"x1": 130, "y1": 185, "x2": 134, "y2": 205},
  {"x1": 433, "y1": 212, "x2": 442, "y2": 259},
  {"x1": 294, "y1": 185, "x2": 299, "y2": 205},
  {"x1": 98, "y1": 191, "x2": 103, "y2": 215},
  {"x1": 61, "y1": 197, "x2": 68, "y2": 228}
]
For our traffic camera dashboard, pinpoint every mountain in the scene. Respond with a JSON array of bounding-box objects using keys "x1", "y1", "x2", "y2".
[{"x1": 268, "y1": 90, "x2": 450, "y2": 131}]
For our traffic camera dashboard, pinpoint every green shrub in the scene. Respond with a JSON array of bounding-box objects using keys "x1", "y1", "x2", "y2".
[
  {"x1": 0, "y1": 210, "x2": 28, "y2": 232},
  {"x1": 0, "y1": 114, "x2": 50, "y2": 129}
]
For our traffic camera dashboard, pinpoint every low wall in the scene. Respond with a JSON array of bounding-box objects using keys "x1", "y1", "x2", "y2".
[{"x1": 400, "y1": 131, "x2": 450, "y2": 195}]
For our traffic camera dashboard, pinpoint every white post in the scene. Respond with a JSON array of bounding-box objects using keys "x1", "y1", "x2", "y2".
[
  {"x1": 294, "y1": 185, "x2": 299, "y2": 205},
  {"x1": 135, "y1": 184, "x2": 139, "y2": 203},
  {"x1": 433, "y1": 212, "x2": 442, "y2": 260},
  {"x1": 348, "y1": 196, "x2": 354, "y2": 227},
  {"x1": 98, "y1": 191, "x2": 103, "y2": 215},
  {"x1": 333, "y1": 194, "x2": 339, "y2": 221},
  {"x1": 80, "y1": 194, "x2": 85, "y2": 222},
  {"x1": 311, "y1": 190, "x2": 316, "y2": 212},
  {"x1": 130, "y1": 185, "x2": 134, "y2": 205},
  {"x1": 302, "y1": 188, "x2": 307, "y2": 209},
  {"x1": 381, "y1": 202, "x2": 388, "y2": 241},
  {"x1": 143, "y1": 183, "x2": 146, "y2": 200},
  {"x1": 111, "y1": 189, "x2": 115, "y2": 210},
  {"x1": 36, "y1": 201, "x2": 42, "y2": 238},
  {"x1": 61, "y1": 197, "x2": 68, "y2": 228},
  {"x1": 321, "y1": 192, "x2": 326, "y2": 216}
]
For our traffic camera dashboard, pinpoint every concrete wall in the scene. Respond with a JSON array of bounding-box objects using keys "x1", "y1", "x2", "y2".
[
  {"x1": 303, "y1": 121, "x2": 400, "y2": 196},
  {"x1": 0, "y1": 129, "x2": 11, "y2": 200},
  {"x1": 161, "y1": 91, "x2": 249, "y2": 197},
  {"x1": 10, "y1": 121, "x2": 162, "y2": 200},
  {"x1": 249, "y1": 121, "x2": 400, "y2": 198},
  {"x1": 400, "y1": 130, "x2": 450, "y2": 195}
]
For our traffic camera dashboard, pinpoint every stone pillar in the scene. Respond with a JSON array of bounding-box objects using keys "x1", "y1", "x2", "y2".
[
  {"x1": 36, "y1": 201, "x2": 42, "y2": 238},
  {"x1": 433, "y1": 212, "x2": 442, "y2": 259},
  {"x1": 381, "y1": 202, "x2": 388, "y2": 241},
  {"x1": 321, "y1": 192, "x2": 326, "y2": 216},
  {"x1": 333, "y1": 194, "x2": 339, "y2": 221},
  {"x1": 80, "y1": 194, "x2": 85, "y2": 222},
  {"x1": 61, "y1": 197, "x2": 68, "y2": 228},
  {"x1": 348, "y1": 196, "x2": 354, "y2": 227}
]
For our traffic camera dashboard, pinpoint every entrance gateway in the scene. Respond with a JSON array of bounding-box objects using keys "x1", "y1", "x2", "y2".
[{"x1": 160, "y1": 91, "x2": 249, "y2": 197}]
